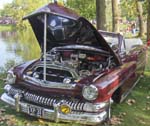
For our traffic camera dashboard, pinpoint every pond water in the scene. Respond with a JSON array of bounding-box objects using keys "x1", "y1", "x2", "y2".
[{"x1": 0, "y1": 30, "x2": 41, "y2": 71}]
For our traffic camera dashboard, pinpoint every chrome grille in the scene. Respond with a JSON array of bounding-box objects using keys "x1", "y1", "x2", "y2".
[
  {"x1": 8, "y1": 86, "x2": 85, "y2": 111},
  {"x1": 8, "y1": 87, "x2": 22, "y2": 95}
]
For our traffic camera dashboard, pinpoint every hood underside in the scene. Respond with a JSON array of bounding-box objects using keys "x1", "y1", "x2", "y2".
[{"x1": 23, "y1": 3, "x2": 121, "y2": 65}]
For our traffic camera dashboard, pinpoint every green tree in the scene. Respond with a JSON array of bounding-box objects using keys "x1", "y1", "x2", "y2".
[
  {"x1": 147, "y1": 0, "x2": 150, "y2": 40},
  {"x1": 66, "y1": 0, "x2": 96, "y2": 20},
  {"x1": 121, "y1": 0, "x2": 147, "y2": 37},
  {"x1": 2, "y1": 0, "x2": 95, "y2": 29},
  {"x1": 136, "y1": 0, "x2": 145, "y2": 37},
  {"x1": 112, "y1": 0, "x2": 120, "y2": 32},
  {"x1": 121, "y1": 0, "x2": 137, "y2": 21},
  {"x1": 96, "y1": 0, "x2": 106, "y2": 30},
  {"x1": 0, "y1": 3, "x2": 13, "y2": 17},
  {"x1": 1, "y1": 0, "x2": 51, "y2": 29},
  {"x1": 121, "y1": 0, "x2": 146, "y2": 37}
]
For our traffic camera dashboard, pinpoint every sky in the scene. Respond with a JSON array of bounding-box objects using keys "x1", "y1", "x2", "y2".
[{"x1": 0, "y1": 0, "x2": 12, "y2": 9}]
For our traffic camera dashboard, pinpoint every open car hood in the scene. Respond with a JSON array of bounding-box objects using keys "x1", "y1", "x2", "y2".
[{"x1": 23, "y1": 3, "x2": 121, "y2": 65}]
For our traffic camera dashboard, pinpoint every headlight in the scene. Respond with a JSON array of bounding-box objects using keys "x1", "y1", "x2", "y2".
[
  {"x1": 82, "y1": 85, "x2": 98, "y2": 101},
  {"x1": 33, "y1": 72, "x2": 39, "y2": 79},
  {"x1": 6, "y1": 71, "x2": 16, "y2": 84}
]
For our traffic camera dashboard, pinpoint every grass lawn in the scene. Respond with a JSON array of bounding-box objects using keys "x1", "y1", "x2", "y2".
[
  {"x1": 0, "y1": 50, "x2": 150, "y2": 126},
  {"x1": 0, "y1": 25, "x2": 15, "y2": 31}
]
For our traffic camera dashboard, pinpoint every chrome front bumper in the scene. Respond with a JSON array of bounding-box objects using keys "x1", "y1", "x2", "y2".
[{"x1": 1, "y1": 93, "x2": 108, "y2": 125}]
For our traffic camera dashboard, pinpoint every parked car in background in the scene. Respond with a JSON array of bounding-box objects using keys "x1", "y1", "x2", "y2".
[{"x1": 0, "y1": 3, "x2": 147, "y2": 125}]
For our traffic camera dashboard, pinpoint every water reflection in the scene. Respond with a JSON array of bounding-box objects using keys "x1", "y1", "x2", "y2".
[{"x1": 0, "y1": 29, "x2": 40, "y2": 71}]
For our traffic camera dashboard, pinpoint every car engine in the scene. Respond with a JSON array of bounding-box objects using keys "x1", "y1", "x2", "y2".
[{"x1": 25, "y1": 45, "x2": 116, "y2": 83}]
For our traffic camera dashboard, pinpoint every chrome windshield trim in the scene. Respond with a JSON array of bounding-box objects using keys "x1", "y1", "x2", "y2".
[
  {"x1": 50, "y1": 45, "x2": 110, "y2": 55},
  {"x1": 23, "y1": 75, "x2": 76, "y2": 89}
]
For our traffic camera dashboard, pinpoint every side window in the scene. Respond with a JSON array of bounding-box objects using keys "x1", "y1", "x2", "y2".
[{"x1": 103, "y1": 36, "x2": 119, "y2": 52}]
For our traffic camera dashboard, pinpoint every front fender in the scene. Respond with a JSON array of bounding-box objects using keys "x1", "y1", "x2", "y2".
[{"x1": 94, "y1": 61, "x2": 137, "y2": 102}]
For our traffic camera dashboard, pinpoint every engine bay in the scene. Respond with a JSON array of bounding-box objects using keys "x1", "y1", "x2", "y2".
[{"x1": 26, "y1": 45, "x2": 117, "y2": 83}]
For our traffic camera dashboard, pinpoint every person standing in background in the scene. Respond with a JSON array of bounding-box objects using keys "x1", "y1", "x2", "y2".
[{"x1": 131, "y1": 22, "x2": 136, "y2": 35}]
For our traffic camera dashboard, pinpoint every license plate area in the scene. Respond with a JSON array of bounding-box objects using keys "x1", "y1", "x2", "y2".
[{"x1": 28, "y1": 105, "x2": 43, "y2": 117}]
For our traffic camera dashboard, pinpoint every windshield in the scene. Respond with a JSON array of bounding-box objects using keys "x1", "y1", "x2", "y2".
[
  {"x1": 102, "y1": 35, "x2": 118, "y2": 47},
  {"x1": 99, "y1": 31, "x2": 121, "y2": 52}
]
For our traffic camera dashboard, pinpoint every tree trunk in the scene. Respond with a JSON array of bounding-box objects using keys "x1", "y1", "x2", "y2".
[
  {"x1": 112, "y1": 0, "x2": 119, "y2": 32},
  {"x1": 136, "y1": 0, "x2": 144, "y2": 37},
  {"x1": 147, "y1": 0, "x2": 150, "y2": 40},
  {"x1": 96, "y1": 0, "x2": 106, "y2": 30}
]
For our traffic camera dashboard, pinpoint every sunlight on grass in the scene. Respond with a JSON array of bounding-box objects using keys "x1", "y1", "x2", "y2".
[{"x1": 112, "y1": 70, "x2": 150, "y2": 126}]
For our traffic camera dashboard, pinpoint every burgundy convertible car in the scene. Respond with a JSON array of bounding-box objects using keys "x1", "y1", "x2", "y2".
[{"x1": 1, "y1": 3, "x2": 147, "y2": 125}]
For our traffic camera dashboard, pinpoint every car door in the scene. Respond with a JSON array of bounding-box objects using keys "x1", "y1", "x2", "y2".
[{"x1": 117, "y1": 38, "x2": 140, "y2": 102}]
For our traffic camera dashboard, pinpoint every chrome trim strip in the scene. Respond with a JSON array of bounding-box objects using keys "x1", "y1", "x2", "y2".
[
  {"x1": 1, "y1": 93, "x2": 107, "y2": 125},
  {"x1": 50, "y1": 45, "x2": 110, "y2": 55},
  {"x1": 33, "y1": 64, "x2": 79, "y2": 79},
  {"x1": 23, "y1": 75, "x2": 76, "y2": 89}
]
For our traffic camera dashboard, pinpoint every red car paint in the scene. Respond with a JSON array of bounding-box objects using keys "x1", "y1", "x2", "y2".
[{"x1": 0, "y1": 3, "x2": 147, "y2": 125}]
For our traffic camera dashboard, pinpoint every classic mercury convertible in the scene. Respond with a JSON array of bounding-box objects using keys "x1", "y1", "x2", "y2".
[{"x1": 0, "y1": 3, "x2": 147, "y2": 125}]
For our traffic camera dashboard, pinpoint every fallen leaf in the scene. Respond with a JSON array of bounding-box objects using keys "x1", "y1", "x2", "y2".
[
  {"x1": 121, "y1": 112, "x2": 126, "y2": 116},
  {"x1": 146, "y1": 107, "x2": 150, "y2": 110},
  {"x1": 38, "y1": 119, "x2": 45, "y2": 124},
  {"x1": 109, "y1": 115, "x2": 123, "y2": 125},
  {"x1": 0, "y1": 108, "x2": 6, "y2": 113},
  {"x1": 146, "y1": 96, "x2": 150, "y2": 99},
  {"x1": 146, "y1": 101, "x2": 150, "y2": 104},
  {"x1": 25, "y1": 123, "x2": 31, "y2": 126},
  {"x1": 126, "y1": 99, "x2": 136, "y2": 106},
  {"x1": 6, "y1": 119, "x2": 16, "y2": 126},
  {"x1": 0, "y1": 113, "x2": 17, "y2": 126},
  {"x1": 0, "y1": 121, "x2": 4, "y2": 124},
  {"x1": 142, "y1": 108, "x2": 146, "y2": 111},
  {"x1": 139, "y1": 119, "x2": 146, "y2": 125}
]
